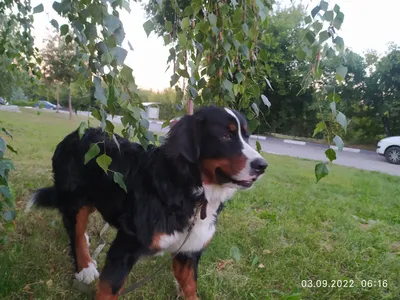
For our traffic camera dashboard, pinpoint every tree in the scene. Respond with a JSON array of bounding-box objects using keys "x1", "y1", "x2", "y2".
[
  {"x1": 41, "y1": 32, "x2": 79, "y2": 118},
  {"x1": 365, "y1": 44, "x2": 400, "y2": 136}
]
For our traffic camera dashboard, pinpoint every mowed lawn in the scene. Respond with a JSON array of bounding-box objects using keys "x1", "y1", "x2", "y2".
[{"x1": 1, "y1": 108, "x2": 400, "y2": 300}]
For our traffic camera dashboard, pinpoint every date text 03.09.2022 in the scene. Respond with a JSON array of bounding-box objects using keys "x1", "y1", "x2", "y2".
[{"x1": 301, "y1": 280, "x2": 388, "y2": 288}]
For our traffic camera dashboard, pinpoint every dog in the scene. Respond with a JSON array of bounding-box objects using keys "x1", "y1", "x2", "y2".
[{"x1": 26, "y1": 105, "x2": 268, "y2": 300}]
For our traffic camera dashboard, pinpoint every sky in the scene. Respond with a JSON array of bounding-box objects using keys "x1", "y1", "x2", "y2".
[{"x1": 30, "y1": 0, "x2": 400, "y2": 91}]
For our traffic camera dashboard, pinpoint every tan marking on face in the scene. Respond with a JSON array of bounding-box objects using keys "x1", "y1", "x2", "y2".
[
  {"x1": 201, "y1": 155, "x2": 247, "y2": 184},
  {"x1": 228, "y1": 123, "x2": 237, "y2": 132},
  {"x1": 75, "y1": 206, "x2": 95, "y2": 271}
]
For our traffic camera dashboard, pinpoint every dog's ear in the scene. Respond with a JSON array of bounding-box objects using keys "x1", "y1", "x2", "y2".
[{"x1": 164, "y1": 114, "x2": 201, "y2": 163}]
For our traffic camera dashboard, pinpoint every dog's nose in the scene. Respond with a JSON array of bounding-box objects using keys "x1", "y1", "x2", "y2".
[{"x1": 250, "y1": 158, "x2": 268, "y2": 173}]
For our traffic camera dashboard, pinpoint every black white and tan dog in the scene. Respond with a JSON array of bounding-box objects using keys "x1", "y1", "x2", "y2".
[{"x1": 26, "y1": 105, "x2": 268, "y2": 299}]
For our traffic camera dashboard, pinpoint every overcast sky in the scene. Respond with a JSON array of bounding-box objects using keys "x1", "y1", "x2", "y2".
[{"x1": 30, "y1": 0, "x2": 400, "y2": 91}]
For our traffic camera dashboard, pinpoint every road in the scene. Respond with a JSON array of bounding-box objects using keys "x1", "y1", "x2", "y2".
[{"x1": 148, "y1": 121, "x2": 400, "y2": 177}]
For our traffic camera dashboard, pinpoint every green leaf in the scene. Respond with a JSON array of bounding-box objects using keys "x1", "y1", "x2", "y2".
[
  {"x1": 333, "y1": 12, "x2": 345, "y2": 30},
  {"x1": 333, "y1": 135, "x2": 344, "y2": 151},
  {"x1": 60, "y1": 24, "x2": 69, "y2": 36},
  {"x1": 223, "y1": 79, "x2": 232, "y2": 92},
  {"x1": 0, "y1": 137, "x2": 6, "y2": 157},
  {"x1": 78, "y1": 122, "x2": 88, "y2": 139},
  {"x1": 235, "y1": 72, "x2": 245, "y2": 83},
  {"x1": 311, "y1": 5, "x2": 320, "y2": 18},
  {"x1": 256, "y1": 141, "x2": 262, "y2": 154},
  {"x1": 208, "y1": 13, "x2": 217, "y2": 26},
  {"x1": 2, "y1": 210, "x2": 16, "y2": 221},
  {"x1": 0, "y1": 186, "x2": 12, "y2": 200},
  {"x1": 6, "y1": 144, "x2": 17, "y2": 155},
  {"x1": 1, "y1": 128, "x2": 12, "y2": 138},
  {"x1": 251, "y1": 255, "x2": 259, "y2": 267},
  {"x1": 165, "y1": 20, "x2": 173, "y2": 32},
  {"x1": 0, "y1": 159, "x2": 14, "y2": 178},
  {"x1": 315, "y1": 162, "x2": 329, "y2": 183},
  {"x1": 84, "y1": 143, "x2": 100, "y2": 164},
  {"x1": 261, "y1": 95, "x2": 271, "y2": 107},
  {"x1": 313, "y1": 121, "x2": 326, "y2": 137},
  {"x1": 113, "y1": 172, "x2": 127, "y2": 193},
  {"x1": 319, "y1": 31, "x2": 330, "y2": 43},
  {"x1": 326, "y1": 47, "x2": 335, "y2": 58},
  {"x1": 181, "y1": 17, "x2": 190, "y2": 30},
  {"x1": 336, "y1": 112, "x2": 347, "y2": 131},
  {"x1": 230, "y1": 246, "x2": 241, "y2": 262},
  {"x1": 50, "y1": 19, "x2": 59, "y2": 30},
  {"x1": 304, "y1": 16, "x2": 312, "y2": 24},
  {"x1": 170, "y1": 74, "x2": 180, "y2": 87},
  {"x1": 111, "y1": 47, "x2": 128, "y2": 65},
  {"x1": 242, "y1": 24, "x2": 249, "y2": 36},
  {"x1": 336, "y1": 65, "x2": 348, "y2": 81},
  {"x1": 104, "y1": 14, "x2": 121, "y2": 34},
  {"x1": 325, "y1": 148, "x2": 337, "y2": 162},
  {"x1": 33, "y1": 4, "x2": 44, "y2": 14},
  {"x1": 333, "y1": 36, "x2": 344, "y2": 49},
  {"x1": 65, "y1": 35, "x2": 73, "y2": 45},
  {"x1": 323, "y1": 10, "x2": 334, "y2": 21},
  {"x1": 120, "y1": 66, "x2": 134, "y2": 82},
  {"x1": 320, "y1": 0, "x2": 328, "y2": 11},
  {"x1": 265, "y1": 77, "x2": 274, "y2": 91},
  {"x1": 330, "y1": 102, "x2": 337, "y2": 117},
  {"x1": 239, "y1": 45, "x2": 250, "y2": 59},
  {"x1": 96, "y1": 154, "x2": 112, "y2": 174},
  {"x1": 143, "y1": 20, "x2": 154, "y2": 37},
  {"x1": 93, "y1": 76, "x2": 107, "y2": 105}
]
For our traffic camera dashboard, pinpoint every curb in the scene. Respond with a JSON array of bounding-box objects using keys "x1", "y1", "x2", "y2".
[{"x1": 250, "y1": 135, "x2": 369, "y2": 154}]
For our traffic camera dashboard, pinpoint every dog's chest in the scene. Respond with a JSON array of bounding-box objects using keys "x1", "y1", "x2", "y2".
[{"x1": 157, "y1": 185, "x2": 236, "y2": 253}]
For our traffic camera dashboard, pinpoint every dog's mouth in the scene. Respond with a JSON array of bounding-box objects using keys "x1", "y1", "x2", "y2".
[{"x1": 215, "y1": 168, "x2": 257, "y2": 189}]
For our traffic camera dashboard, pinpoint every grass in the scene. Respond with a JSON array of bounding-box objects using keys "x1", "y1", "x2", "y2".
[{"x1": 1, "y1": 109, "x2": 400, "y2": 300}]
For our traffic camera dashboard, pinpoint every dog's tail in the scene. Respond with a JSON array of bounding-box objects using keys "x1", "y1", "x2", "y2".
[{"x1": 25, "y1": 186, "x2": 58, "y2": 213}]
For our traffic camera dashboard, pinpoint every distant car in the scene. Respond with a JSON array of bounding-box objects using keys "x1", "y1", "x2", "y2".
[
  {"x1": 0, "y1": 97, "x2": 8, "y2": 105},
  {"x1": 376, "y1": 136, "x2": 400, "y2": 164},
  {"x1": 34, "y1": 100, "x2": 57, "y2": 110}
]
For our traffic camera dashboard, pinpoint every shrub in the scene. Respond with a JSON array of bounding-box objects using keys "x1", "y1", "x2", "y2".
[{"x1": 11, "y1": 100, "x2": 36, "y2": 107}]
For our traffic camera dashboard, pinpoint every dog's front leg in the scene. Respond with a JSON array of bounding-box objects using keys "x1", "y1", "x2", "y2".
[
  {"x1": 96, "y1": 230, "x2": 141, "y2": 300},
  {"x1": 172, "y1": 251, "x2": 203, "y2": 300}
]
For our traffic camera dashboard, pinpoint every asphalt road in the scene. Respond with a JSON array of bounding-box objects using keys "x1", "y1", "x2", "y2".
[
  {"x1": 248, "y1": 137, "x2": 400, "y2": 177},
  {"x1": 148, "y1": 121, "x2": 400, "y2": 177}
]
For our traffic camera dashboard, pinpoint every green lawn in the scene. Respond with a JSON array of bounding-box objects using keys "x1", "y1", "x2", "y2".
[{"x1": 1, "y1": 109, "x2": 400, "y2": 300}]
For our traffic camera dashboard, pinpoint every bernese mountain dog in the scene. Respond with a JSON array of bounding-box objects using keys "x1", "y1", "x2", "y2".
[{"x1": 26, "y1": 105, "x2": 267, "y2": 300}]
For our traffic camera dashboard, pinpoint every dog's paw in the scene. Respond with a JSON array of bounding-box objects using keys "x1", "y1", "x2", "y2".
[{"x1": 75, "y1": 262, "x2": 99, "y2": 284}]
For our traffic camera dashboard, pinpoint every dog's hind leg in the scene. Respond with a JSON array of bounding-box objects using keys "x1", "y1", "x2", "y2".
[{"x1": 62, "y1": 203, "x2": 99, "y2": 284}]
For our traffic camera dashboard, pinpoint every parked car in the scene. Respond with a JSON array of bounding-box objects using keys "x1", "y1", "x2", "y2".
[
  {"x1": 0, "y1": 97, "x2": 8, "y2": 105},
  {"x1": 376, "y1": 136, "x2": 400, "y2": 164},
  {"x1": 33, "y1": 100, "x2": 57, "y2": 110}
]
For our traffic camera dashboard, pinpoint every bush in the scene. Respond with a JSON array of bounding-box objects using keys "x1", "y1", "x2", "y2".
[{"x1": 11, "y1": 100, "x2": 36, "y2": 107}]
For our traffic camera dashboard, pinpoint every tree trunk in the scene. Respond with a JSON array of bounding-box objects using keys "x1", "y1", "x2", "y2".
[
  {"x1": 56, "y1": 83, "x2": 60, "y2": 113},
  {"x1": 68, "y1": 86, "x2": 72, "y2": 120},
  {"x1": 382, "y1": 116, "x2": 390, "y2": 136}
]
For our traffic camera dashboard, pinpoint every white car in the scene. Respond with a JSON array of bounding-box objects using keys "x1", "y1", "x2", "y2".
[{"x1": 376, "y1": 136, "x2": 400, "y2": 164}]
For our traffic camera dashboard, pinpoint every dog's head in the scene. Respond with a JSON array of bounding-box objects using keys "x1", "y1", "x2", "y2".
[{"x1": 164, "y1": 106, "x2": 267, "y2": 189}]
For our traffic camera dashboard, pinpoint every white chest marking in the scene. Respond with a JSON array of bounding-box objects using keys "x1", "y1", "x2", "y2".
[{"x1": 157, "y1": 185, "x2": 236, "y2": 253}]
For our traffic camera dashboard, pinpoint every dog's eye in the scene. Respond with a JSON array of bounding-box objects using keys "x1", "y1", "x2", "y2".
[{"x1": 222, "y1": 133, "x2": 233, "y2": 141}]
